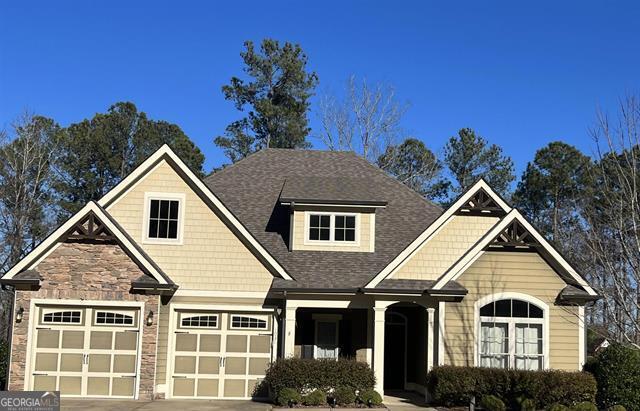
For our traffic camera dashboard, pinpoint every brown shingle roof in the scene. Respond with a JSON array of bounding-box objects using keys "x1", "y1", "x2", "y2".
[
  {"x1": 280, "y1": 176, "x2": 387, "y2": 206},
  {"x1": 205, "y1": 149, "x2": 442, "y2": 290}
]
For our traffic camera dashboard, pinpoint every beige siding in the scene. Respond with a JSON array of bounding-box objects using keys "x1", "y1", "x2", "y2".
[
  {"x1": 443, "y1": 252, "x2": 580, "y2": 371},
  {"x1": 154, "y1": 296, "x2": 272, "y2": 386},
  {"x1": 291, "y1": 210, "x2": 374, "y2": 252},
  {"x1": 393, "y1": 215, "x2": 499, "y2": 281},
  {"x1": 107, "y1": 160, "x2": 274, "y2": 291}
]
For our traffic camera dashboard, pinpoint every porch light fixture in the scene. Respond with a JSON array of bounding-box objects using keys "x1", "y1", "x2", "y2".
[
  {"x1": 146, "y1": 310, "x2": 154, "y2": 326},
  {"x1": 15, "y1": 306, "x2": 24, "y2": 323}
]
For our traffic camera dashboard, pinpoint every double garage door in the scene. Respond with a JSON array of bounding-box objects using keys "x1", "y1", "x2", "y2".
[
  {"x1": 170, "y1": 310, "x2": 273, "y2": 399},
  {"x1": 29, "y1": 304, "x2": 141, "y2": 398}
]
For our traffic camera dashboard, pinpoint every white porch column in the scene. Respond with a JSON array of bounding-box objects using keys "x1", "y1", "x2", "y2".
[
  {"x1": 284, "y1": 306, "x2": 297, "y2": 358},
  {"x1": 373, "y1": 306, "x2": 386, "y2": 396},
  {"x1": 426, "y1": 307, "x2": 436, "y2": 372},
  {"x1": 366, "y1": 308, "x2": 373, "y2": 367}
]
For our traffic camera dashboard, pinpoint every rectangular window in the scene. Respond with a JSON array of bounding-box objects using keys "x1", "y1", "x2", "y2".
[
  {"x1": 95, "y1": 311, "x2": 134, "y2": 326},
  {"x1": 43, "y1": 310, "x2": 82, "y2": 324},
  {"x1": 480, "y1": 322, "x2": 509, "y2": 368},
  {"x1": 307, "y1": 213, "x2": 358, "y2": 244},
  {"x1": 514, "y1": 324, "x2": 543, "y2": 370},
  {"x1": 148, "y1": 199, "x2": 180, "y2": 239},
  {"x1": 180, "y1": 314, "x2": 218, "y2": 329},
  {"x1": 315, "y1": 320, "x2": 339, "y2": 359},
  {"x1": 230, "y1": 315, "x2": 268, "y2": 330}
]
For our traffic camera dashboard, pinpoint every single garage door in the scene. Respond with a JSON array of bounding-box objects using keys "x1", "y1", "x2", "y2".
[
  {"x1": 30, "y1": 305, "x2": 141, "y2": 398},
  {"x1": 170, "y1": 310, "x2": 273, "y2": 399}
]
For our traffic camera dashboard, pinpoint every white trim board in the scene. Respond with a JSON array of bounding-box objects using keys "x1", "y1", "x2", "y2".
[
  {"x1": 432, "y1": 209, "x2": 597, "y2": 296},
  {"x1": 2, "y1": 202, "x2": 169, "y2": 285},
  {"x1": 364, "y1": 179, "x2": 511, "y2": 288},
  {"x1": 97, "y1": 144, "x2": 293, "y2": 281}
]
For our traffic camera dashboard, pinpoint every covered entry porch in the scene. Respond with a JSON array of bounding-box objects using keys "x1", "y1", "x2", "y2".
[{"x1": 281, "y1": 295, "x2": 447, "y2": 397}]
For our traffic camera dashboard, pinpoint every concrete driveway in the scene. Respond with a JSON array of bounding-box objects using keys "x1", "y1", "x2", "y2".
[{"x1": 61, "y1": 399, "x2": 273, "y2": 411}]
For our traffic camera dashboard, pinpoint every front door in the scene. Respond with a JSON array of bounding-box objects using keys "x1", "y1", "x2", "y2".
[{"x1": 384, "y1": 312, "x2": 406, "y2": 390}]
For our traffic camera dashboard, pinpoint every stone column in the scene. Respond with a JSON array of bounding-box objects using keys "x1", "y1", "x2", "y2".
[{"x1": 284, "y1": 306, "x2": 297, "y2": 358}]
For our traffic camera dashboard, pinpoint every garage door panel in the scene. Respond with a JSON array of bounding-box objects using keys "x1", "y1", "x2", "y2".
[
  {"x1": 176, "y1": 334, "x2": 197, "y2": 351},
  {"x1": 87, "y1": 377, "x2": 110, "y2": 396},
  {"x1": 60, "y1": 376, "x2": 82, "y2": 395},
  {"x1": 198, "y1": 356, "x2": 220, "y2": 374},
  {"x1": 200, "y1": 335, "x2": 220, "y2": 352},
  {"x1": 250, "y1": 335, "x2": 270, "y2": 353},
  {"x1": 197, "y1": 379, "x2": 219, "y2": 397},
  {"x1": 60, "y1": 353, "x2": 83, "y2": 372},
  {"x1": 248, "y1": 358, "x2": 269, "y2": 375},
  {"x1": 62, "y1": 330, "x2": 84, "y2": 349},
  {"x1": 88, "y1": 354, "x2": 111, "y2": 372},
  {"x1": 223, "y1": 379, "x2": 245, "y2": 397},
  {"x1": 174, "y1": 356, "x2": 196, "y2": 374},
  {"x1": 226, "y1": 335, "x2": 247, "y2": 352},
  {"x1": 113, "y1": 354, "x2": 136, "y2": 373},
  {"x1": 112, "y1": 377, "x2": 135, "y2": 397},
  {"x1": 173, "y1": 378, "x2": 195, "y2": 397},
  {"x1": 225, "y1": 357, "x2": 246, "y2": 375},
  {"x1": 90, "y1": 331, "x2": 113, "y2": 349},
  {"x1": 115, "y1": 332, "x2": 138, "y2": 350},
  {"x1": 33, "y1": 375, "x2": 57, "y2": 391},
  {"x1": 35, "y1": 353, "x2": 58, "y2": 371},
  {"x1": 36, "y1": 330, "x2": 60, "y2": 349}
]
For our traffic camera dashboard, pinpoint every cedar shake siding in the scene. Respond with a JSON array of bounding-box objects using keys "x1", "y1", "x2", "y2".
[{"x1": 8, "y1": 242, "x2": 160, "y2": 399}]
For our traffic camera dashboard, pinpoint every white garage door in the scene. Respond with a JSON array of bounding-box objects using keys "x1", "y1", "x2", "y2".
[
  {"x1": 170, "y1": 310, "x2": 273, "y2": 399},
  {"x1": 29, "y1": 305, "x2": 141, "y2": 398}
]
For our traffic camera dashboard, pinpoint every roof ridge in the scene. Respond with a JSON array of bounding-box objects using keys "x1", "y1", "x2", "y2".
[{"x1": 205, "y1": 148, "x2": 271, "y2": 182}]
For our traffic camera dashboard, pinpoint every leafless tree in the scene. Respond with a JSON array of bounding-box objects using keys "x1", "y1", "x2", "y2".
[
  {"x1": 583, "y1": 95, "x2": 640, "y2": 347},
  {"x1": 317, "y1": 76, "x2": 408, "y2": 163}
]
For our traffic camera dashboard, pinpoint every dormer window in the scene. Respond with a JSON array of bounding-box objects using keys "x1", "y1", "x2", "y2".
[
  {"x1": 143, "y1": 192, "x2": 185, "y2": 244},
  {"x1": 306, "y1": 212, "x2": 359, "y2": 244}
]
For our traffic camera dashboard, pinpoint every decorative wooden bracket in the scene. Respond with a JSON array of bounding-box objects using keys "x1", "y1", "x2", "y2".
[
  {"x1": 64, "y1": 212, "x2": 116, "y2": 243},
  {"x1": 487, "y1": 220, "x2": 540, "y2": 251},
  {"x1": 456, "y1": 188, "x2": 506, "y2": 216}
]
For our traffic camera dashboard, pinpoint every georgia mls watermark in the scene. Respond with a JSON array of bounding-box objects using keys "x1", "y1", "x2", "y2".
[{"x1": 0, "y1": 391, "x2": 60, "y2": 411}]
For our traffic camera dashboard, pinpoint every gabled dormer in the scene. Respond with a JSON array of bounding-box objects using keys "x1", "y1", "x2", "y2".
[{"x1": 278, "y1": 176, "x2": 387, "y2": 252}]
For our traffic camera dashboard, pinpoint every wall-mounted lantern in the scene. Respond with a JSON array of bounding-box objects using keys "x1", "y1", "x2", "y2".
[
  {"x1": 146, "y1": 310, "x2": 154, "y2": 326},
  {"x1": 15, "y1": 306, "x2": 24, "y2": 323}
]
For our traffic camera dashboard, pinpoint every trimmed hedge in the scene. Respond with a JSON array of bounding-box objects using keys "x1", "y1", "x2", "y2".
[
  {"x1": 275, "y1": 388, "x2": 301, "y2": 406},
  {"x1": 302, "y1": 389, "x2": 326, "y2": 406},
  {"x1": 264, "y1": 358, "x2": 375, "y2": 397},
  {"x1": 358, "y1": 389, "x2": 383, "y2": 406},
  {"x1": 333, "y1": 386, "x2": 357, "y2": 406},
  {"x1": 426, "y1": 366, "x2": 596, "y2": 408},
  {"x1": 585, "y1": 343, "x2": 640, "y2": 411}
]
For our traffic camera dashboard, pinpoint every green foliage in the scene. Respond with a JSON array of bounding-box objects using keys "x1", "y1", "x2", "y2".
[
  {"x1": 56, "y1": 102, "x2": 204, "y2": 215},
  {"x1": 302, "y1": 389, "x2": 326, "y2": 406},
  {"x1": 333, "y1": 386, "x2": 356, "y2": 406},
  {"x1": 518, "y1": 397, "x2": 537, "y2": 411},
  {"x1": 215, "y1": 39, "x2": 318, "y2": 163},
  {"x1": 606, "y1": 405, "x2": 627, "y2": 411},
  {"x1": 264, "y1": 358, "x2": 375, "y2": 398},
  {"x1": 377, "y1": 137, "x2": 450, "y2": 202},
  {"x1": 426, "y1": 366, "x2": 596, "y2": 408},
  {"x1": 443, "y1": 128, "x2": 515, "y2": 198},
  {"x1": 570, "y1": 402, "x2": 598, "y2": 411},
  {"x1": 0, "y1": 338, "x2": 9, "y2": 390},
  {"x1": 480, "y1": 395, "x2": 506, "y2": 411},
  {"x1": 548, "y1": 404, "x2": 571, "y2": 411},
  {"x1": 513, "y1": 141, "x2": 592, "y2": 241},
  {"x1": 586, "y1": 344, "x2": 640, "y2": 410},
  {"x1": 358, "y1": 389, "x2": 383, "y2": 406},
  {"x1": 275, "y1": 387, "x2": 301, "y2": 406}
]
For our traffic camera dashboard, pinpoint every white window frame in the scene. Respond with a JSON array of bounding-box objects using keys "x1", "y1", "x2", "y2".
[
  {"x1": 304, "y1": 211, "x2": 360, "y2": 246},
  {"x1": 474, "y1": 292, "x2": 549, "y2": 370},
  {"x1": 179, "y1": 312, "x2": 220, "y2": 329},
  {"x1": 93, "y1": 309, "x2": 136, "y2": 327},
  {"x1": 312, "y1": 314, "x2": 341, "y2": 360},
  {"x1": 41, "y1": 308, "x2": 83, "y2": 325},
  {"x1": 229, "y1": 314, "x2": 269, "y2": 330},
  {"x1": 142, "y1": 192, "x2": 186, "y2": 245}
]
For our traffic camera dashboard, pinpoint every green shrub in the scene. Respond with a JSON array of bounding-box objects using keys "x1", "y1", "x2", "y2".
[
  {"x1": 303, "y1": 389, "x2": 326, "y2": 406},
  {"x1": 606, "y1": 406, "x2": 627, "y2": 411},
  {"x1": 520, "y1": 398, "x2": 537, "y2": 411},
  {"x1": 480, "y1": 395, "x2": 506, "y2": 411},
  {"x1": 264, "y1": 358, "x2": 375, "y2": 399},
  {"x1": 586, "y1": 344, "x2": 640, "y2": 411},
  {"x1": 548, "y1": 404, "x2": 570, "y2": 411},
  {"x1": 275, "y1": 387, "x2": 301, "y2": 406},
  {"x1": 333, "y1": 386, "x2": 356, "y2": 406},
  {"x1": 426, "y1": 366, "x2": 596, "y2": 408},
  {"x1": 358, "y1": 389, "x2": 383, "y2": 406},
  {"x1": 571, "y1": 402, "x2": 598, "y2": 411}
]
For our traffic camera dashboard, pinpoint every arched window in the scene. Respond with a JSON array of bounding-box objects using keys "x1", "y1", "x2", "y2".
[{"x1": 478, "y1": 296, "x2": 546, "y2": 370}]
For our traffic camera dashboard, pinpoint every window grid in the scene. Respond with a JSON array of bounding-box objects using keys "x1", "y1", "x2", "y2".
[
  {"x1": 95, "y1": 311, "x2": 134, "y2": 326},
  {"x1": 148, "y1": 199, "x2": 180, "y2": 240},
  {"x1": 230, "y1": 315, "x2": 267, "y2": 330},
  {"x1": 334, "y1": 215, "x2": 356, "y2": 242},
  {"x1": 181, "y1": 315, "x2": 218, "y2": 328},
  {"x1": 309, "y1": 214, "x2": 330, "y2": 241},
  {"x1": 307, "y1": 213, "x2": 357, "y2": 243},
  {"x1": 43, "y1": 311, "x2": 81, "y2": 324}
]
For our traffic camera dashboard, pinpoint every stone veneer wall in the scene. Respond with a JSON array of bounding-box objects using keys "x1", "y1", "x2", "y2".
[{"x1": 8, "y1": 242, "x2": 160, "y2": 400}]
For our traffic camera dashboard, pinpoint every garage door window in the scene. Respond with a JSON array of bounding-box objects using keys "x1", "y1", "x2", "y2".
[
  {"x1": 181, "y1": 314, "x2": 219, "y2": 329},
  {"x1": 43, "y1": 310, "x2": 82, "y2": 324},
  {"x1": 230, "y1": 315, "x2": 268, "y2": 330},
  {"x1": 95, "y1": 311, "x2": 134, "y2": 326}
]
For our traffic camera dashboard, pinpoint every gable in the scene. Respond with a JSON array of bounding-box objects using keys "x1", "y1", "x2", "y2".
[
  {"x1": 106, "y1": 160, "x2": 276, "y2": 292},
  {"x1": 391, "y1": 215, "x2": 499, "y2": 281}
]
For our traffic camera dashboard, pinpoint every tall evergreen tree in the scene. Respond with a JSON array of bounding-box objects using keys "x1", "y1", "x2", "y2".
[
  {"x1": 443, "y1": 128, "x2": 515, "y2": 198},
  {"x1": 55, "y1": 102, "x2": 204, "y2": 216},
  {"x1": 377, "y1": 138, "x2": 449, "y2": 202},
  {"x1": 513, "y1": 141, "x2": 593, "y2": 241},
  {"x1": 215, "y1": 39, "x2": 318, "y2": 163}
]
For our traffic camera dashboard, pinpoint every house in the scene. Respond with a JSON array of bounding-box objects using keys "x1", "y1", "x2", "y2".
[{"x1": 0, "y1": 145, "x2": 599, "y2": 401}]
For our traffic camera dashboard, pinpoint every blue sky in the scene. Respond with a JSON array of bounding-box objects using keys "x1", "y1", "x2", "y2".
[{"x1": 1, "y1": 1, "x2": 639, "y2": 175}]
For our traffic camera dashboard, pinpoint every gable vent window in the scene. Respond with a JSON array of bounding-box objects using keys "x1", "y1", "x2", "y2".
[
  {"x1": 307, "y1": 213, "x2": 358, "y2": 244},
  {"x1": 43, "y1": 311, "x2": 81, "y2": 324},
  {"x1": 230, "y1": 315, "x2": 268, "y2": 330},
  {"x1": 148, "y1": 199, "x2": 180, "y2": 239},
  {"x1": 95, "y1": 311, "x2": 134, "y2": 326}
]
